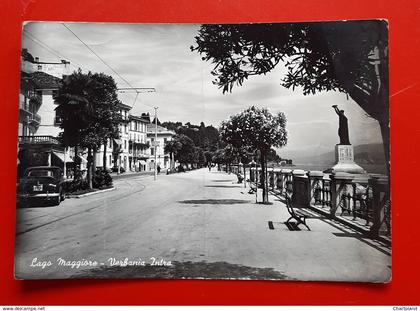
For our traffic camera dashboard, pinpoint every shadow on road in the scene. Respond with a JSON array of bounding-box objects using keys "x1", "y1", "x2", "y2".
[
  {"x1": 178, "y1": 199, "x2": 251, "y2": 205},
  {"x1": 71, "y1": 260, "x2": 290, "y2": 280}
]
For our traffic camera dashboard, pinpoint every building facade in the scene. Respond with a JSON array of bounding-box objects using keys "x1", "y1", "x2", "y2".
[
  {"x1": 18, "y1": 50, "x2": 74, "y2": 178},
  {"x1": 146, "y1": 123, "x2": 175, "y2": 171},
  {"x1": 128, "y1": 114, "x2": 149, "y2": 171},
  {"x1": 94, "y1": 102, "x2": 131, "y2": 172}
]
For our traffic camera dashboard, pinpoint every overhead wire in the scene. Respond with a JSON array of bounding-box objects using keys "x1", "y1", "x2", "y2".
[
  {"x1": 24, "y1": 24, "x2": 156, "y2": 110},
  {"x1": 61, "y1": 23, "x2": 156, "y2": 109},
  {"x1": 22, "y1": 30, "x2": 87, "y2": 72}
]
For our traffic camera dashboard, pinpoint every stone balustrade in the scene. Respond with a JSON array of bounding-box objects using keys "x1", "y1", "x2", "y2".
[{"x1": 248, "y1": 166, "x2": 390, "y2": 238}]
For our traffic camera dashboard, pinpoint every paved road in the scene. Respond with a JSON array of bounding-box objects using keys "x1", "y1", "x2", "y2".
[{"x1": 14, "y1": 168, "x2": 391, "y2": 281}]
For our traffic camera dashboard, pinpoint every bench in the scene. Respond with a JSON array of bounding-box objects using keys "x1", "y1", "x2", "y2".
[{"x1": 285, "y1": 195, "x2": 311, "y2": 231}]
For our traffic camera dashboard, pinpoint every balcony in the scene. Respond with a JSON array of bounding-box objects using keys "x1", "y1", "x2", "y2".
[
  {"x1": 18, "y1": 135, "x2": 60, "y2": 145},
  {"x1": 54, "y1": 116, "x2": 62, "y2": 125},
  {"x1": 28, "y1": 113, "x2": 41, "y2": 125},
  {"x1": 28, "y1": 93, "x2": 42, "y2": 107}
]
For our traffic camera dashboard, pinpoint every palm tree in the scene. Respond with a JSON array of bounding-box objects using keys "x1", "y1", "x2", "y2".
[
  {"x1": 55, "y1": 70, "x2": 94, "y2": 181},
  {"x1": 164, "y1": 139, "x2": 182, "y2": 170}
]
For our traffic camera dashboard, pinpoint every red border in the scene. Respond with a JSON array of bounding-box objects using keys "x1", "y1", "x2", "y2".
[{"x1": 1, "y1": 0, "x2": 419, "y2": 305}]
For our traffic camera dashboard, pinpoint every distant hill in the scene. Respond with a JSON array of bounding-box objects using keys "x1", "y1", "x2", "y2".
[{"x1": 291, "y1": 143, "x2": 386, "y2": 165}]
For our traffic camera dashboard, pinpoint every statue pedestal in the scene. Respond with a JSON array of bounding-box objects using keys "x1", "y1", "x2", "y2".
[{"x1": 330, "y1": 144, "x2": 366, "y2": 174}]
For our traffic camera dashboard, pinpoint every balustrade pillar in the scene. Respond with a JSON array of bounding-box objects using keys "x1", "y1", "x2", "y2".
[
  {"x1": 274, "y1": 170, "x2": 281, "y2": 191},
  {"x1": 281, "y1": 169, "x2": 292, "y2": 196},
  {"x1": 269, "y1": 169, "x2": 275, "y2": 190},
  {"x1": 330, "y1": 172, "x2": 354, "y2": 217},
  {"x1": 369, "y1": 175, "x2": 390, "y2": 237},
  {"x1": 291, "y1": 169, "x2": 309, "y2": 207},
  {"x1": 308, "y1": 171, "x2": 324, "y2": 206}
]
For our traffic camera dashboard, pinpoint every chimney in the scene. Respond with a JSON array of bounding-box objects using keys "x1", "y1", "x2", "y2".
[{"x1": 35, "y1": 57, "x2": 39, "y2": 63}]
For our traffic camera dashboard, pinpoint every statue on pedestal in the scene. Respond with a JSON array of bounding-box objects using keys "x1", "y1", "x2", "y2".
[
  {"x1": 328, "y1": 105, "x2": 365, "y2": 174},
  {"x1": 332, "y1": 105, "x2": 350, "y2": 145}
]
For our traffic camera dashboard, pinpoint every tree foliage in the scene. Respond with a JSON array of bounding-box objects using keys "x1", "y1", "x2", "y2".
[
  {"x1": 191, "y1": 21, "x2": 388, "y2": 121},
  {"x1": 55, "y1": 69, "x2": 94, "y2": 147},
  {"x1": 162, "y1": 121, "x2": 221, "y2": 152},
  {"x1": 220, "y1": 106, "x2": 288, "y2": 202},
  {"x1": 55, "y1": 70, "x2": 122, "y2": 185},
  {"x1": 220, "y1": 106, "x2": 288, "y2": 153}
]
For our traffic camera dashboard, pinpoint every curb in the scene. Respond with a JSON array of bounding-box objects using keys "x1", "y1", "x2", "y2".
[{"x1": 67, "y1": 187, "x2": 116, "y2": 199}]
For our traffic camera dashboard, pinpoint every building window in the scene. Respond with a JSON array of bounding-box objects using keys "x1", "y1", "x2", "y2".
[
  {"x1": 124, "y1": 140, "x2": 127, "y2": 150},
  {"x1": 150, "y1": 148, "x2": 154, "y2": 156},
  {"x1": 109, "y1": 155, "x2": 112, "y2": 166},
  {"x1": 164, "y1": 138, "x2": 167, "y2": 144},
  {"x1": 37, "y1": 65, "x2": 42, "y2": 70}
]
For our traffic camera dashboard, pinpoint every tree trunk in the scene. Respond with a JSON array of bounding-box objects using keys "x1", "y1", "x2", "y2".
[
  {"x1": 92, "y1": 149, "x2": 97, "y2": 172},
  {"x1": 87, "y1": 147, "x2": 93, "y2": 189},
  {"x1": 103, "y1": 142, "x2": 107, "y2": 171},
  {"x1": 260, "y1": 151, "x2": 269, "y2": 203},
  {"x1": 243, "y1": 163, "x2": 247, "y2": 188},
  {"x1": 379, "y1": 118, "x2": 390, "y2": 175},
  {"x1": 74, "y1": 145, "x2": 80, "y2": 181}
]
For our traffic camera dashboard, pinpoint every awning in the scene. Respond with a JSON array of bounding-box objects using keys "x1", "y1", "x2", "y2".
[
  {"x1": 77, "y1": 155, "x2": 88, "y2": 163},
  {"x1": 139, "y1": 160, "x2": 147, "y2": 165},
  {"x1": 113, "y1": 138, "x2": 123, "y2": 146},
  {"x1": 52, "y1": 151, "x2": 73, "y2": 163}
]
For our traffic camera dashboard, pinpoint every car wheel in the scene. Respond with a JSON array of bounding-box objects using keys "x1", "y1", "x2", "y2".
[
  {"x1": 60, "y1": 189, "x2": 65, "y2": 201},
  {"x1": 53, "y1": 195, "x2": 61, "y2": 206}
]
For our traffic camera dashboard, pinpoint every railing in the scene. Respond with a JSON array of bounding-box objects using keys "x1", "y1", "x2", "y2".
[
  {"x1": 54, "y1": 116, "x2": 62, "y2": 125},
  {"x1": 18, "y1": 135, "x2": 60, "y2": 145},
  {"x1": 249, "y1": 167, "x2": 390, "y2": 238},
  {"x1": 28, "y1": 93, "x2": 42, "y2": 106},
  {"x1": 28, "y1": 113, "x2": 41, "y2": 124}
]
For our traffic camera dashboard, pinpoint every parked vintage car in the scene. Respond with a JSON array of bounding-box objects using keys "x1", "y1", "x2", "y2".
[{"x1": 16, "y1": 166, "x2": 65, "y2": 206}]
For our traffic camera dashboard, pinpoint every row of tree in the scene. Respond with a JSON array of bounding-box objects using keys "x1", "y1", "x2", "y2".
[
  {"x1": 55, "y1": 69, "x2": 122, "y2": 188},
  {"x1": 220, "y1": 106, "x2": 288, "y2": 203},
  {"x1": 161, "y1": 108, "x2": 288, "y2": 204}
]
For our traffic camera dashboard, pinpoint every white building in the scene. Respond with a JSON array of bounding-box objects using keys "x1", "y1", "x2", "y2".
[
  {"x1": 18, "y1": 50, "x2": 75, "y2": 178},
  {"x1": 95, "y1": 102, "x2": 131, "y2": 172},
  {"x1": 128, "y1": 114, "x2": 149, "y2": 171},
  {"x1": 146, "y1": 123, "x2": 175, "y2": 171}
]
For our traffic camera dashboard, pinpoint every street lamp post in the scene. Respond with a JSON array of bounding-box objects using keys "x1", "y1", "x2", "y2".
[{"x1": 154, "y1": 107, "x2": 158, "y2": 181}]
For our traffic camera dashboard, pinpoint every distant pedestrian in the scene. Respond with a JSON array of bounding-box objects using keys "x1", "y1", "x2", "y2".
[
  {"x1": 208, "y1": 163, "x2": 212, "y2": 171},
  {"x1": 157, "y1": 164, "x2": 161, "y2": 174}
]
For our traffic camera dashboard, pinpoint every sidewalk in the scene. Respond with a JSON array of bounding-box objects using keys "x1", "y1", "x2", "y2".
[
  {"x1": 110, "y1": 169, "x2": 156, "y2": 180},
  {"x1": 195, "y1": 169, "x2": 391, "y2": 282}
]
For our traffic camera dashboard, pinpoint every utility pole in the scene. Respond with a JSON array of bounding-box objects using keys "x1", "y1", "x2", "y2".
[{"x1": 154, "y1": 107, "x2": 158, "y2": 181}]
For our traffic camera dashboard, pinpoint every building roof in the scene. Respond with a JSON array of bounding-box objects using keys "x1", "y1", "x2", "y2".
[
  {"x1": 129, "y1": 114, "x2": 149, "y2": 123},
  {"x1": 147, "y1": 124, "x2": 175, "y2": 135},
  {"x1": 21, "y1": 71, "x2": 62, "y2": 90},
  {"x1": 117, "y1": 102, "x2": 132, "y2": 111}
]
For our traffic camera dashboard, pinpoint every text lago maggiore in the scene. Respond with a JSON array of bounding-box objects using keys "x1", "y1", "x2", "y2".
[{"x1": 29, "y1": 257, "x2": 172, "y2": 269}]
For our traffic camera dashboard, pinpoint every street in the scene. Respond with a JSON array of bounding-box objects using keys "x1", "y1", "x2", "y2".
[{"x1": 15, "y1": 168, "x2": 391, "y2": 281}]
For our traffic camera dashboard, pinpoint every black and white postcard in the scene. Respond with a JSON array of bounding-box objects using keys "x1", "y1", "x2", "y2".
[{"x1": 15, "y1": 20, "x2": 390, "y2": 281}]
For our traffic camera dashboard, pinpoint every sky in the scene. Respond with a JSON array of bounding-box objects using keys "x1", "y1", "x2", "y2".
[{"x1": 22, "y1": 22, "x2": 384, "y2": 158}]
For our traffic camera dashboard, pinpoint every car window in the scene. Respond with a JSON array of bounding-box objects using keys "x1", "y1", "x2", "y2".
[{"x1": 27, "y1": 170, "x2": 54, "y2": 177}]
